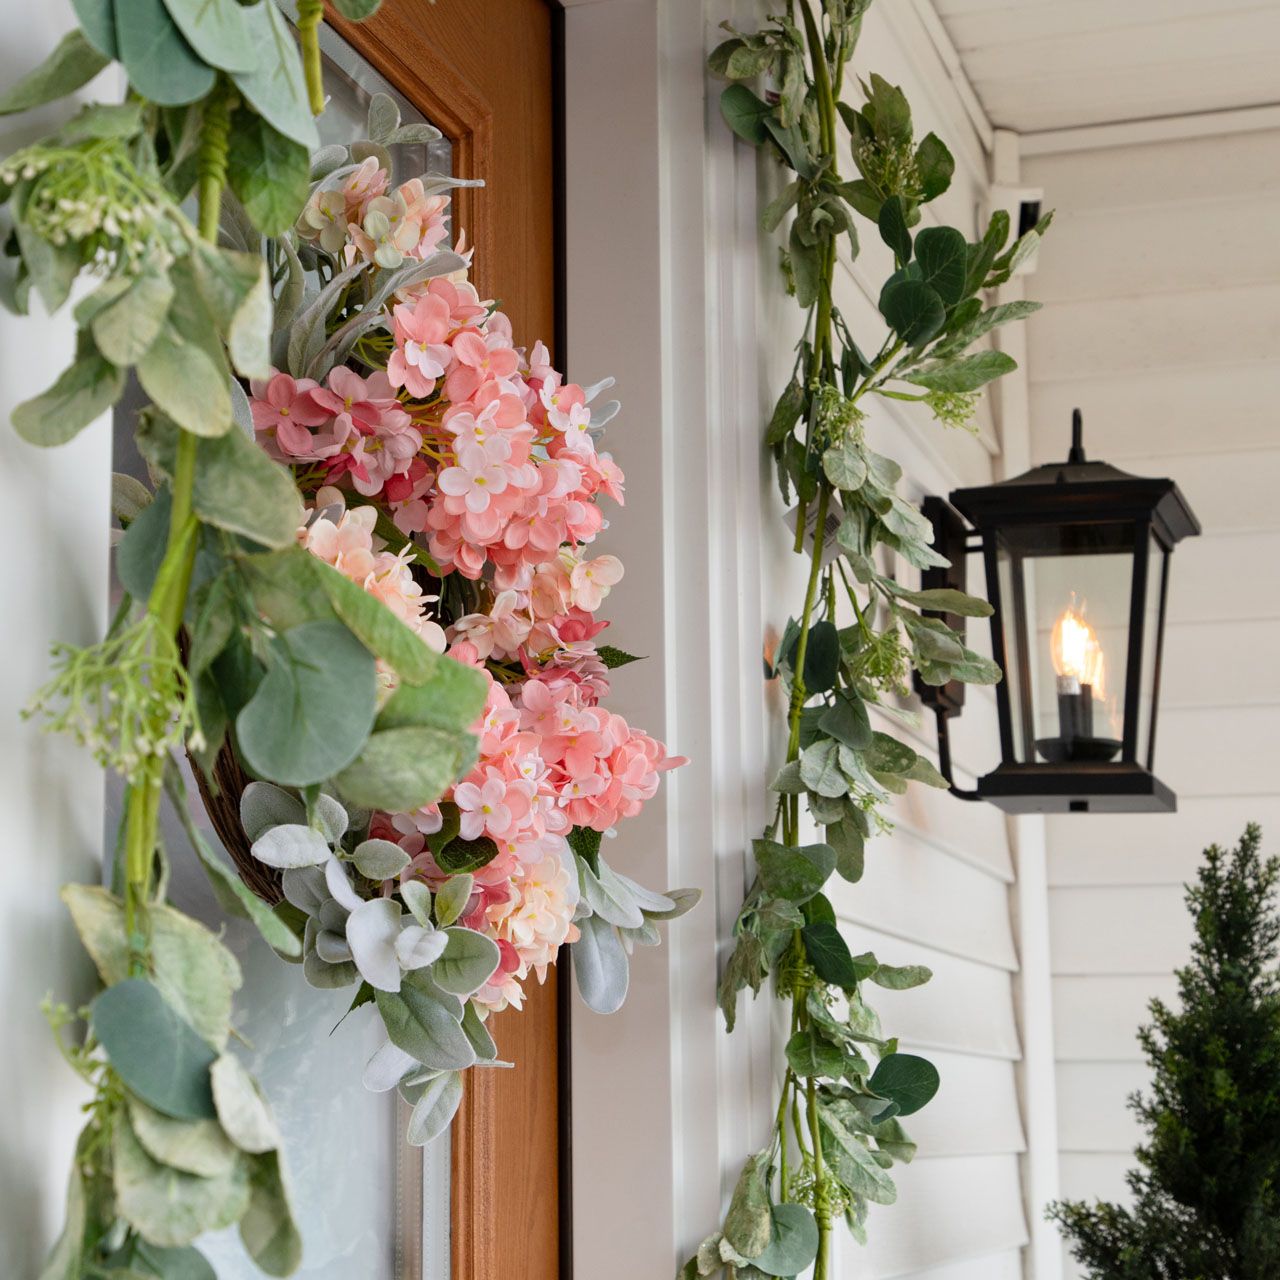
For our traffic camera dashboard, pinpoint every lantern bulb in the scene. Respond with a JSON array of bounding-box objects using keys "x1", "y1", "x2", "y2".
[{"x1": 1051, "y1": 597, "x2": 1106, "y2": 697}]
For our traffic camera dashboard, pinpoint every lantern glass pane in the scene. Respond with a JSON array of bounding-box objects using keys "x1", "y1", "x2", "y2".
[
  {"x1": 1138, "y1": 534, "x2": 1169, "y2": 769},
  {"x1": 995, "y1": 523, "x2": 1136, "y2": 767}
]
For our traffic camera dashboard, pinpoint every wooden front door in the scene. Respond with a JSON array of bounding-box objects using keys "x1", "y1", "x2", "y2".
[{"x1": 327, "y1": 4, "x2": 563, "y2": 1277}]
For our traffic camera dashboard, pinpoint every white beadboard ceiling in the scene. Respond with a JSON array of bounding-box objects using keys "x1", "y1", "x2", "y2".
[{"x1": 931, "y1": 0, "x2": 1280, "y2": 134}]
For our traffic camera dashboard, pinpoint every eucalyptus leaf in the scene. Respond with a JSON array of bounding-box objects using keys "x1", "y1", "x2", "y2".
[
  {"x1": 113, "y1": 1115, "x2": 249, "y2": 1248},
  {"x1": 754, "y1": 839, "x2": 835, "y2": 905},
  {"x1": 868, "y1": 1052, "x2": 940, "y2": 1116},
  {"x1": 64, "y1": 886, "x2": 240, "y2": 1049},
  {"x1": 127, "y1": 1096, "x2": 239, "y2": 1178},
  {"x1": 753, "y1": 1202, "x2": 820, "y2": 1277},
  {"x1": 230, "y1": 1, "x2": 318, "y2": 148},
  {"x1": 92, "y1": 979, "x2": 218, "y2": 1121},
  {"x1": 115, "y1": 0, "x2": 217, "y2": 106},
  {"x1": 879, "y1": 279, "x2": 945, "y2": 347},
  {"x1": 88, "y1": 268, "x2": 174, "y2": 366},
  {"x1": 161, "y1": 0, "x2": 261, "y2": 73},
  {"x1": 913, "y1": 226, "x2": 967, "y2": 304},
  {"x1": 12, "y1": 344, "x2": 123, "y2": 446},
  {"x1": 237, "y1": 620, "x2": 378, "y2": 787},
  {"x1": 333, "y1": 725, "x2": 474, "y2": 813},
  {"x1": 136, "y1": 260, "x2": 232, "y2": 437},
  {"x1": 239, "y1": 1151, "x2": 303, "y2": 1278},
  {"x1": 36, "y1": 1164, "x2": 85, "y2": 1280},
  {"x1": 720, "y1": 84, "x2": 773, "y2": 146},
  {"x1": 227, "y1": 109, "x2": 312, "y2": 237},
  {"x1": 801, "y1": 921, "x2": 860, "y2": 990},
  {"x1": 189, "y1": 242, "x2": 272, "y2": 379},
  {"x1": 71, "y1": 0, "x2": 118, "y2": 58},
  {"x1": 0, "y1": 29, "x2": 108, "y2": 115},
  {"x1": 210, "y1": 1054, "x2": 280, "y2": 1154},
  {"x1": 817, "y1": 1103, "x2": 898, "y2": 1205}
]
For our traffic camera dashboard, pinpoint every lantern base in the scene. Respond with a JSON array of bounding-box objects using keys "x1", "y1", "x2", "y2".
[
  {"x1": 1035, "y1": 735, "x2": 1122, "y2": 764},
  {"x1": 975, "y1": 762, "x2": 1176, "y2": 814}
]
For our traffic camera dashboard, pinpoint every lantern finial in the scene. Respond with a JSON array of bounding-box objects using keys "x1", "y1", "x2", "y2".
[{"x1": 1068, "y1": 407, "x2": 1087, "y2": 464}]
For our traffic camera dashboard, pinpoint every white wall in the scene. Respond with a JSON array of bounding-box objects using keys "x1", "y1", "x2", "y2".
[
  {"x1": 0, "y1": 2, "x2": 112, "y2": 1270},
  {"x1": 1022, "y1": 125, "x2": 1280, "y2": 1278}
]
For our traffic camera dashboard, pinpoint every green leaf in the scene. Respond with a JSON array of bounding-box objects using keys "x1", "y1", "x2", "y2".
[
  {"x1": 595, "y1": 644, "x2": 644, "y2": 670},
  {"x1": 723, "y1": 1152, "x2": 772, "y2": 1260},
  {"x1": 63, "y1": 885, "x2": 240, "y2": 1048},
  {"x1": 138, "y1": 411, "x2": 301, "y2": 548},
  {"x1": 36, "y1": 1163, "x2": 85, "y2": 1280},
  {"x1": 72, "y1": 0, "x2": 118, "y2": 58},
  {"x1": 136, "y1": 259, "x2": 232, "y2": 437},
  {"x1": 904, "y1": 754, "x2": 949, "y2": 789},
  {"x1": 352, "y1": 838, "x2": 411, "y2": 881},
  {"x1": 822, "y1": 437, "x2": 867, "y2": 491},
  {"x1": 799, "y1": 738, "x2": 847, "y2": 799},
  {"x1": 331, "y1": 0, "x2": 384, "y2": 15},
  {"x1": 312, "y1": 555, "x2": 443, "y2": 685},
  {"x1": 127, "y1": 1095, "x2": 239, "y2": 1178},
  {"x1": 818, "y1": 1103, "x2": 898, "y2": 1204},
  {"x1": 931, "y1": 299, "x2": 1041, "y2": 357},
  {"x1": 375, "y1": 971, "x2": 477, "y2": 1071},
  {"x1": 567, "y1": 825, "x2": 602, "y2": 876},
  {"x1": 906, "y1": 349, "x2": 1017, "y2": 393},
  {"x1": 87, "y1": 269, "x2": 174, "y2": 366},
  {"x1": 819, "y1": 690, "x2": 872, "y2": 750},
  {"x1": 334, "y1": 725, "x2": 474, "y2": 813},
  {"x1": 436, "y1": 834, "x2": 499, "y2": 876},
  {"x1": 434, "y1": 875, "x2": 473, "y2": 929},
  {"x1": 754, "y1": 839, "x2": 836, "y2": 905},
  {"x1": 571, "y1": 913, "x2": 630, "y2": 1014},
  {"x1": 877, "y1": 195, "x2": 912, "y2": 263},
  {"x1": 406, "y1": 1070, "x2": 464, "y2": 1146},
  {"x1": 0, "y1": 29, "x2": 108, "y2": 115},
  {"x1": 92, "y1": 979, "x2": 218, "y2": 1120},
  {"x1": 13, "y1": 211, "x2": 80, "y2": 312},
  {"x1": 161, "y1": 0, "x2": 260, "y2": 73},
  {"x1": 788, "y1": 219, "x2": 822, "y2": 308},
  {"x1": 870, "y1": 962, "x2": 932, "y2": 991},
  {"x1": 753, "y1": 1203, "x2": 820, "y2": 1277},
  {"x1": 866, "y1": 731, "x2": 917, "y2": 775},
  {"x1": 210, "y1": 1053, "x2": 280, "y2": 1154},
  {"x1": 827, "y1": 813, "x2": 865, "y2": 882},
  {"x1": 132, "y1": 1241, "x2": 219, "y2": 1279},
  {"x1": 913, "y1": 226, "x2": 967, "y2": 304},
  {"x1": 786, "y1": 1027, "x2": 844, "y2": 1078},
  {"x1": 914, "y1": 132, "x2": 954, "y2": 202},
  {"x1": 802, "y1": 921, "x2": 860, "y2": 989},
  {"x1": 237, "y1": 620, "x2": 378, "y2": 787},
  {"x1": 460, "y1": 999, "x2": 497, "y2": 1060},
  {"x1": 884, "y1": 582, "x2": 993, "y2": 617},
  {"x1": 227, "y1": 109, "x2": 312, "y2": 237},
  {"x1": 113, "y1": 1115, "x2": 249, "y2": 1248},
  {"x1": 189, "y1": 241, "x2": 272, "y2": 379},
  {"x1": 230, "y1": 1, "x2": 318, "y2": 147},
  {"x1": 433, "y1": 927, "x2": 500, "y2": 996},
  {"x1": 879, "y1": 279, "x2": 945, "y2": 346},
  {"x1": 11, "y1": 342, "x2": 123, "y2": 446},
  {"x1": 869, "y1": 1052, "x2": 940, "y2": 1116},
  {"x1": 765, "y1": 378, "x2": 806, "y2": 447},
  {"x1": 761, "y1": 179, "x2": 802, "y2": 234},
  {"x1": 964, "y1": 209, "x2": 1010, "y2": 295},
  {"x1": 720, "y1": 84, "x2": 773, "y2": 146},
  {"x1": 803, "y1": 620, "x2": 840, "y2": 694},
  {"x1": 116, "y1": 0, "x2": 217, "y2": 106},
  {"x1": 239, "y1": 1151, "x2": 303, "y2": 1278}
]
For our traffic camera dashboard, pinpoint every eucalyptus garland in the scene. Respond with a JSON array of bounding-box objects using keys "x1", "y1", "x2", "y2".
[{"x1": 685, "y1": 3, "x2": 1050, "y2": 1277}]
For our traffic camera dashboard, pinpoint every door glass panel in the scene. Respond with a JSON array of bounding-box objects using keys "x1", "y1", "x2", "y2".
[{"x1": 107, "y1": 19, "x2": 452, "y2": 1279}]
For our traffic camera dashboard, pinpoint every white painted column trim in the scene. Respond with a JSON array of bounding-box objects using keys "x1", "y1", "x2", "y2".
[{"x1": 990, "y1": 127, "x2": 1065, "y2": 1280}]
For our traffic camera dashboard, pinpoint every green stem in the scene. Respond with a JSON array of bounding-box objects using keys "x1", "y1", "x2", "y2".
[
  {"x1": 297, "y1": 0, "x2": 326, "y2": 117},
  {"x1": 120, "y1": 90, "x2": 230, "y2": 970}
]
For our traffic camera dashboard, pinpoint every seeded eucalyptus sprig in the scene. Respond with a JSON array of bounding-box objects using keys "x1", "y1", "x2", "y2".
[{"x1": 687, "y1": 3, "x2": 1049, "y2": 1277}]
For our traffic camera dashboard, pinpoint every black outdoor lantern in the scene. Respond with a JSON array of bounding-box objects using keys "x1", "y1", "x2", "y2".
[{"x1": 920, "y1": 411, "x2": 1200, "y2": 814}]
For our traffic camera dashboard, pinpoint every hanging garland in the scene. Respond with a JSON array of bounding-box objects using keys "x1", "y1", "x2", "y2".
[
  {"x1": 684, "y1": 3, "x2": 1050, "y2": 1277},
  {"x1": 3, "y1": 4, "x2": 693, "y2": 1276}
]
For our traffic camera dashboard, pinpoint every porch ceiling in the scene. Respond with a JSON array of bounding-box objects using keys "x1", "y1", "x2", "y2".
[{"x1": 930, "y1": 0, "x2": 1280, "y2": 134}]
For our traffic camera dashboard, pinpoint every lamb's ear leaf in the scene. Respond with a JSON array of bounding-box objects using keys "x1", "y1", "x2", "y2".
[
  {"x1": 12, "y1": 339, "x2": 123, "y2": 447},
  {"x1": 570, "y1": 914, "x2": 629, "y2": 1014},
  {"x1": 0, "y1": 29, "x2": 109, "y2": 115}
]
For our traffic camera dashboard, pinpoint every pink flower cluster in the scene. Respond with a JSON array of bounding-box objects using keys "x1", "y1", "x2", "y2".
[
  {"x1": 296, "y1": 155, "x2": 449, "y2": 268},
  {"x1": 370, "y1": 657, "x2": 683, "y2": 1012},
  {"x1": 259, "y1": 172, "x2": 681, "y2": 1014}
]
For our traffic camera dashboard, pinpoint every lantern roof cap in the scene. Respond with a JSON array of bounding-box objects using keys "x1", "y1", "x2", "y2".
[{"x1": 948, "y1": 410, "x2": 1201, "y2": 545}]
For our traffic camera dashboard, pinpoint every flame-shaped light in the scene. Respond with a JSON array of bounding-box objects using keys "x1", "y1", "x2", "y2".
[{"x1": 1051, "y1": 596, "x2": 1106, "y2": 697}]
